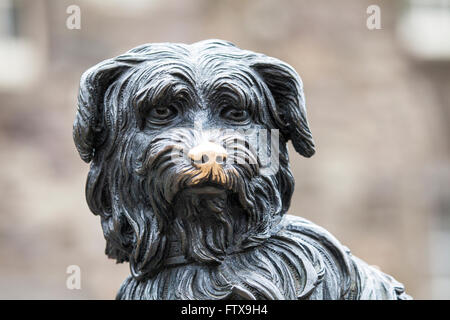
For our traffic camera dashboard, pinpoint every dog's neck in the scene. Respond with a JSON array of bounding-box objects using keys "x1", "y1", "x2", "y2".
[
  {"x1": 117, "y1": 215, "x2": 355, "y2": 299},
  {"x1": 163, "y1": 214, "x2": 284, "y2": 268}
]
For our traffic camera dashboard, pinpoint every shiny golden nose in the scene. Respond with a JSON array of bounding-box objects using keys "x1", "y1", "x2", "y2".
[{"x1": 188, "y1": 141, "x2": 227, "y2": 168}]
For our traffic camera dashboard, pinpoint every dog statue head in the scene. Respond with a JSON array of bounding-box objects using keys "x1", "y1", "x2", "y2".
[
  {"x1": 74, "y1": 40, "x2": 412, "y2": 300},
  {"x1": 74, "y1": 40, "x2": 319, "y2": 297}
]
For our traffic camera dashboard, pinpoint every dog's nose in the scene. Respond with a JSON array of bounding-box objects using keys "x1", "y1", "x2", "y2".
[{"x1": 188, "y1": 141, "x2": 227, "y2": 168}]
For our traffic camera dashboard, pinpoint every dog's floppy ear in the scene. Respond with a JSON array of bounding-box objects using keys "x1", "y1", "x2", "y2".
[
  {"x1": 251, "y1": 57, "x2": 315, "y2": 157},
  {"x1": 73, "y1": 58, "x2": 134, "y2": 163}
]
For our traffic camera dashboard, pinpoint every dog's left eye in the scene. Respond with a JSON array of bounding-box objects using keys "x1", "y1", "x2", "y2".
[
  {"x1": 148, "y1": 105, "x2": 177, "y2": 123},
  {"x1": 221, "y1": 106, "x2": 249, "y2": 123}
]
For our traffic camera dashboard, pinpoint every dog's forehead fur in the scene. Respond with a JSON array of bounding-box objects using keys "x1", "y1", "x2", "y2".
[{"x1": 124, "y1": 39, "x2": 264, "y2": 93}]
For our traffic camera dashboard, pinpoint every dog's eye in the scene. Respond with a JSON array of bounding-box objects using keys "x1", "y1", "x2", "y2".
[
  {"x1": 148, "y1": 105, "x2": 177, "y2": 123},
  {"x1": 221, "y1": 106, "x2": 249, "y2": 123}
]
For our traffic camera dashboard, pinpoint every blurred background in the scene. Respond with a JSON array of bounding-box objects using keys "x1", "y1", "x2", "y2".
[{"x1": 0, "y1": 0, "x2": 449, "y2": 299}]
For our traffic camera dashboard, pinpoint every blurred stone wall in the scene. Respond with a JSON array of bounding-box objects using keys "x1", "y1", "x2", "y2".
[{"x1": 0, "y1": 0, "x2": 448, "y2": 299}]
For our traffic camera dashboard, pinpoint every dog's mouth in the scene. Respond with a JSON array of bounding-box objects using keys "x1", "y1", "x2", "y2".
[
  {"x1": 184, "y1": 182, "x2": 227, "y2": 195},
  {"x1": 171, "y1": 181, "x2": 234, "y2": 218},
  {"x1": 175, "y1": 182, "x2": 228, "y2": 205}
]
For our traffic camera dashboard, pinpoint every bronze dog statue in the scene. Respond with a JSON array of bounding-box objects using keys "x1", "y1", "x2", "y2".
[{"x1": 73, "y1": 40, "x2": 410, "y2": 299}]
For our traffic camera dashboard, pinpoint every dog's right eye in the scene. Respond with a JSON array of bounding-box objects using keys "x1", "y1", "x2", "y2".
[
  {"x1": 220, "y1": 106, "x2": 250, "y2": 124},
  {"x1": 147, "y1": 105, "x2": 178, "y2": 123}
]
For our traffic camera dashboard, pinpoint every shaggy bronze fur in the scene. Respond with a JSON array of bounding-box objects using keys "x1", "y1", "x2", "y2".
[{"x1": 73, "y1": 40, "x2": 410, "y2": 299}]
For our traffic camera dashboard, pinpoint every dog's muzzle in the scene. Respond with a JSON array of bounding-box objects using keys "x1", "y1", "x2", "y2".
[{"x1": 139, "y1": 128, "x2": 259, "y2": 206}]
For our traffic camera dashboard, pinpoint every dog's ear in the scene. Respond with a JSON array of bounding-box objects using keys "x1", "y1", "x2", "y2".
[
  {"x1": 73, "y1": 58, "x2": 134, "y2": 163},
  {"x1": 251, "y1": 57, "x2": 315, "y2": 157}
]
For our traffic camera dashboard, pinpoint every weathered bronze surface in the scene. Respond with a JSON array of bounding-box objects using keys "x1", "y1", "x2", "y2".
[{"x1": 73, "y1": 40, "x2": 411, "y2": 300}]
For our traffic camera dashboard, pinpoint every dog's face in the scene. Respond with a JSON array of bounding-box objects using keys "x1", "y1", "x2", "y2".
[{"x1": 73, "y1": 40, "x2": 314, "y2": 279}]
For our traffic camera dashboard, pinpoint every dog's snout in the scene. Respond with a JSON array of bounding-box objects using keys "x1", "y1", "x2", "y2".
[{"x1": 188, "y1": 141, "x2": 227, "y2": 168}]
